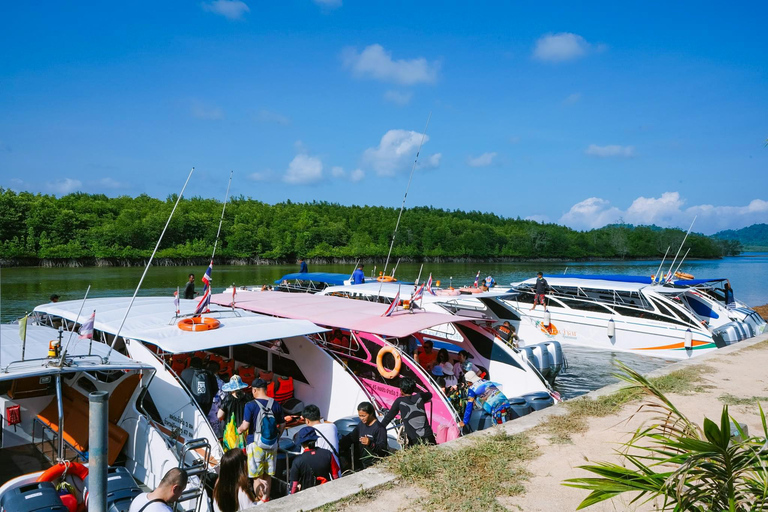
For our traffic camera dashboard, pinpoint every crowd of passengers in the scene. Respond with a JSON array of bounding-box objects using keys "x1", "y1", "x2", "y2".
[{"x1": 151, "y1": 324, "x2": 521, "y2": 510}]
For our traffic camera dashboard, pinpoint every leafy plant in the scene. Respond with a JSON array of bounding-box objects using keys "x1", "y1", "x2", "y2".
[{"x1": 564, "y1": 362, "x2": 768, "y2": 511}]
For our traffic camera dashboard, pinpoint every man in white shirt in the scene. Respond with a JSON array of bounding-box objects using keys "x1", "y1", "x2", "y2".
[
  {"x1": 128, "y1": 468, "x2": 187, "y2": 512},
  {"x1": 301, "y1": 404, "x2": 339, "y2": 464}
]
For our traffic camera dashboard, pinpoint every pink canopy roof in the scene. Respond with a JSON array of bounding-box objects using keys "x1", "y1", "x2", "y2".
[{"x1": 212, "y1": 291, "x2": 478, "y2": 338}]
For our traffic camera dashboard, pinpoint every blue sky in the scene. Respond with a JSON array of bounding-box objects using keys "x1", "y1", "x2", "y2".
[{"x1": 1, "y1": 1, "x2": 766, "y2": 234}]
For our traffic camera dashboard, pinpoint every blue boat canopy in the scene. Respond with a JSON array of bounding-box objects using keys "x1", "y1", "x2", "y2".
[
  {"x1": 543, "y1": 274, "x2": 727, "y2": 286},
  {"x1": 275, "y1": 272, "x2": 352, "y2": 286}
]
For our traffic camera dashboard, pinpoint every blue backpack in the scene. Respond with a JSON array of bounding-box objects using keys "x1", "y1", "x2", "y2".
[{"x1": 254, "y1": 398, "x2": 279, "y2": 449}]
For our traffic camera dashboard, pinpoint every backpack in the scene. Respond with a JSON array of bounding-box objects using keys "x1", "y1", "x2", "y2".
[
  {"x1": 190, "y1": 369, "x2": 213, "y2": 405},
  {"x1": 254, "y1": 398, "x2": 279, "y2": 449}
]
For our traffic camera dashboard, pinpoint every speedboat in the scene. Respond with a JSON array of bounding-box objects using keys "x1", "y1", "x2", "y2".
[
  {"x1": 502, "y1": 274, "x2": 740, "y2": 360},
  {"x1": 214, "y1": 291, "x2": 560, "y2": 436},
  {"x1": 0, "y1": 323, "x2": 209, "y2": 511},
  {"x1": 319, "y1": 282, "x2": 567, "y2": 383}
]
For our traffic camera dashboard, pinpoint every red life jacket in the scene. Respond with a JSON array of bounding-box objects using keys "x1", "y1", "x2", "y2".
[
  {"x1": 238, "y1": 365, "x2": 255, "y2": 385},
  {"x1": 274, "y1": 376, "x2": 294, "y2": 404}
]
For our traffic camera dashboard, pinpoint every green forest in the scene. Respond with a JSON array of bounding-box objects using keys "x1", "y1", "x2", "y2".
[
  {"x1": 0, "y1": 189, "x2": 742, "y2": 264},
  {"x1": 714, "y1": 223, "x2": 768, "y2": 250}
]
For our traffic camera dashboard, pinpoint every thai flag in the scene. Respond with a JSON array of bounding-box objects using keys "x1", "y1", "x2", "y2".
[
  {"x1": 412, "y1": 283, "x2": 425, "y2": 303},
  {"x1": 426, "y1": 273, "x2": 436, "y2": 295},
  {"x1": 79, "y1": 311, "x2": 95, "y2": 340},
  {"x1": 382, "y1": 287, "x2": 401, "y2": 317},
  {"x1": 174, "y1": 288, "x2": 180, "y2": 314},
  {"x1": 195, "y1": 261, "x2": 213, "y2": 315},
  {"x1": 231, "y1": 286, "x2": 236, "y2": 307},
  {"x1": 473, "y1": 270, "x2": 481, "y2": 287}
]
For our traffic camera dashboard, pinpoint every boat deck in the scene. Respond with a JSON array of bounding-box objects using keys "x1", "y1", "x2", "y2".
[{"x1": 0, "y1": 445, "x2": 50, "y2": 485}]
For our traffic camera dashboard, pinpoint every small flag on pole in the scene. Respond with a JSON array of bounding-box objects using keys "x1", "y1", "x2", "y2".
[
  {"x1": 473, "y1": 271, "x2": 481, "y2": 288},
  {"x1": 382, "y1": 286, "x2": 401, "y2": 317},
  {"x1": 79, "y1": 311, "x2": 95, "y2": 340},
  {"x1": 174, "y1": 287, "x2": 180, "y2": 314},
  {"x1": 412, "y1": 283, "x2": 425, "y2": 303},
  {"x1": 231, "y1": 285, "x2": 236, "y2": 307},
  {"x1": 19, "y1": 314, "x2": 28, "y2": 343},
  {"x1": 195, "y1": 260, "x2": 213, "y2": 315},
  {"x1": 426, "y1": 273, "x2": 436, "y2": 295}
]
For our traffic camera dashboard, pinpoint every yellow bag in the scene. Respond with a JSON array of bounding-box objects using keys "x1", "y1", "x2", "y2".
[{"x1": 222, "y1": 413, "x2": 244, "y2": 450}]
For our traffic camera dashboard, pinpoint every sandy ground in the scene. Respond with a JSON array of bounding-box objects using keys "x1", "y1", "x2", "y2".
[{"x1": 338, "y1": 339, "x2": 768, "y2": 512}]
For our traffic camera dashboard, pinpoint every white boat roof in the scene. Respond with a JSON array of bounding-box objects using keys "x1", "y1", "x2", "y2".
[
  {"x1": 1, "y1": 324, "x2": 151, "y2": 379},
  {"x1": 515, "y1": 276, "x2": 649, "y2": 292},
  {"x1": 323, "y1": 282, "x2": 516, "y2": 303},
  {"x1": 34, "y1": 297, "x2": 328, "y2": 354}
]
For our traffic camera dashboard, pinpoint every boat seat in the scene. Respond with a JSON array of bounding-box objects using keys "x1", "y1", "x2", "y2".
[{"x1": 36, "y1": 383, "x2": 129, "y2": 465}]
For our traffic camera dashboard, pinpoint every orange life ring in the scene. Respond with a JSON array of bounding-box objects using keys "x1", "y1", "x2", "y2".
[
  {"x1": 377, "y1": 276, "x2": 396, "y2": 282},
  {"x1": 376, "y1": 346, "x2": 402, "y2": 379},
  {"x1": 38, "y1": 461, "x2": 89, "y2": 512},
  {"x1": 674, "y1": 271, "x2": 695, "y2": 280},
  {"x1": 178, "y1": 316, "x2": 221, "y2": 331}
]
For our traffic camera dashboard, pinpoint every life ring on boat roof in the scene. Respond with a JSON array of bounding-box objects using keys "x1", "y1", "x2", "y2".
[
  {"x1": 38, "y1": 461, "x2": 89, "y2": 512},
  {"x1": 376, "y1": 346, "x2": 402, "y2": 379},
  {"x1": 377, "y1": 275, "x2": 396, "y2": 282},
  {"x1": 178, "y1": 316, "x2": 221, "y2": 331}
]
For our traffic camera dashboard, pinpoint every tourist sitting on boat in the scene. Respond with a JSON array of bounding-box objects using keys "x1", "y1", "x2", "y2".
[
  {"x1": 213, "y1": 449, "x2": 259, "y2": 512},
  {"x1": 459, "y1": 371, "x2": 511, "y2": 430},
  {"x1": 290, "y1": 427, "x2": 340, "y2": 494},
  {"x1": 180, "y1": 357, "x2": 218, "y2": 415},
  {"x1": 724, "y1": 279, "x2": 735, "y2": 308},
  {"x1": 416, "y1": 339, "x2": 438, "y2": 370},
  {"x1": 129, "y1": 468, "x2": 188, "y2": 512},
  {"x1": 453, "y1": 349, "x2": 481, "y2": 383},
  {"x1": 301, "y1": 404, "x2": 340, "y2": 464},
  {"x1": 330, "y1": 328, "x2": 350, "y2": 348},
  {"x1": 434, "y1": 348, "x2": 458, "y2": 387},
  {"x1": 380, "y1": 377, "x2": 436, "y2": 446},
  {"x1": 497, "y1": 321, "x2": 519, "y2": 348},
  {"x1": 339, "y1": 402, "x2": 389, "y2": 470},
  {"x1": 485, "y1": 275, "x2": 496, "y2": 288},
  {"x1": 352, "y1": 263, "x2": 366, "y2": 284},
  {"x1": 218, "y1": 375, "x2": 253, "y2": 435}
]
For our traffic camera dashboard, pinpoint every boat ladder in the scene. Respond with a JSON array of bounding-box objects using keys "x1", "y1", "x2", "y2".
[{"x1": 175, "y1": 437, "x2": 211, "y2": 512}]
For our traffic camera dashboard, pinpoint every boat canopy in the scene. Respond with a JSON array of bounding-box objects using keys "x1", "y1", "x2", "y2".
[
  {"x1": 274, "y1": 272, "x2": 352, "y2": 285},
  {"x1": 34, "y1": 297, "x2": 328, "y2": 354},
  {"x1": 0, "y1": 324, "x2": 151, "y2": 379},
  {"x1": 537, "y1": 274, "x2": 727, "y2": 287},
  {"x1": 215, "y1": 291, "x2": 479, "y2": 338}
]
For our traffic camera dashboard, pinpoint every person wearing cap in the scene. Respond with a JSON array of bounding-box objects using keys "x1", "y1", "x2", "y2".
[
  {"x1": 380, "y1": 378, "x2": 435, "y2": 446},
  {"x1": 217, "y1": 375, "x2": 253, "y2": 432},
  {"x1": 453, "y1": 350, "x2": 480, "y2": 383},
  {"x1": 238, "y1": 378, "x2": 286, "y2": 500},
  {"x1": 531, "y1": 272, "x2": 549, "y2": 311},
  {"x1": 301, "y1": 405, "x2": 340, "y2": 465},
  {"x1": 459, "y1": 371, "x2": 511, "y2": 430},
  {"x1": 289, "y1": 427, "x2": 340, "y2": 494}
]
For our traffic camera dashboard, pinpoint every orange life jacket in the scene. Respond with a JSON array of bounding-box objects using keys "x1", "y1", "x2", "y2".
[
  {"x1": 238, "y1": 365, "x2": 255, "y2": 385},
  {"x1": 274, "y1": 376, "x2": 294, "y2": 404}
]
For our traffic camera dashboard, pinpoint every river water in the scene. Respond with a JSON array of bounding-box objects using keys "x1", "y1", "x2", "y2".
[{"x1": 2, "y1": 254, "x2": 766, "y2": 398}]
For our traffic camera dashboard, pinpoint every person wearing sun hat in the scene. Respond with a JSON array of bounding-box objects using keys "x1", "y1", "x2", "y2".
[
  {"x1": 289, "y1": 427, "x2": 339, "y2": 494},
  {"x1": 217, "y1": 375, "x2": 253, "y2": 430},
  {"x1": 459, "y1": 371, "x2": 511, "y2": 431}
]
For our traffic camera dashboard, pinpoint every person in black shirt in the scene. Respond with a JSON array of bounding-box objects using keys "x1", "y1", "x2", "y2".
[
  {"x1": 289, "y1": 427, "x2": 340, "y2": 494},
  {"x1": 380, "y1": 378, "x2": 435, "y2": 446},
  {"x1": 184, "y1": 273, "x2": 196, "y2": 300},
  {"x1": 180, "y1": 357, "x2": 218, "y2": 415},
  {"x1": 531, "y1": 272, "x2": 550, "y2": 311},
  {"x1": 217, "y1": 375, "x2": 253, "y2": 429},
  {"x1": 340, "y1": 402, "x2": 388, "y2": 470}
]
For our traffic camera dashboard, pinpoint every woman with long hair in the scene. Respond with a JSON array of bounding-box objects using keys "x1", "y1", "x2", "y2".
[
  {"x1": 435, "y1": 348, "x2": 457, "y2": 387},
  {"x1": 213, "y1": 448, "x2": 259, "y2": 511}
]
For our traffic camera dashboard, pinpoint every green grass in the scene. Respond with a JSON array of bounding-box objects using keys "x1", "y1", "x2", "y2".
[
  {"x1": 310, "y1": 482, "x2": 396, "y2": 511},
  {"x1": 540, "y1": 365, "x2": 711, "y2": 444},
  {"x1": 383, "y1": 431, "x2": 538, "y2": 512},
  {"x1": 718, "y1": 393, "x2": 768, "y2": 407}
]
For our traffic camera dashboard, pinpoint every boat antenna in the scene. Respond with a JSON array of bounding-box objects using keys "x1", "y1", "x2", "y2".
[
  {"x1": 210, "y1": 170, "x2": 234, "y2": 262},
  {"x1": 106, "y1": 167, "x2": 194, "y2": 360},
  {"x1": 348, "y1": 259, "x2": 360, "y2": 283},
  {"x1": 664, "y1": 216, "x2": 697, "y2": 283},
  {"x1": 671, "y1": 248, "x2": 692, "y2": 281},
  {"x1": 391, "y1": 258, "x2": 401, "y2": 278},
  {"x1": 653, "y1": 246, "x2": 670, "y2": 284},
  {"x1": 415, "y1": 263, "x2": 424, "y2": 285},
  {"x1": 381, "y1": 112, "x2": 432, "y2": 278},
  {"x1": 59, "y1": 285, "x2": 92, "y2": 365}
]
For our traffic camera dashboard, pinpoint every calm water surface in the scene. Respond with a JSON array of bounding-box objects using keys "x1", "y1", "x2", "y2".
[{"x1": 2, "y1": 254, "x2": 765, "y2": 398}]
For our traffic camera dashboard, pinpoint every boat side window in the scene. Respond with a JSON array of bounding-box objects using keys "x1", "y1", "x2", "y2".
[
  {"x1": 555, "y1": 297, "x2": 613, "y2": 314},
  {"x1": 479, "y1": 298, "x2": 520, "y2": 321},
  {"x1": 610, "y1": 305, "x2": 684, "y2": 325},
  {"x1": 652, "y1": 297, "x2": 701, "y2": 327},
  {"x1": 270, "y1": 355, "x2": 309, "y2": 385},
  {"x1": 512, "y1": 291, "x2": 535, "y2": 304}
]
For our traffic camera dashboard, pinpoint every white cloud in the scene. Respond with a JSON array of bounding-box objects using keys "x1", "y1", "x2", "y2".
[
  {"x1": 48, "y1": 178, "x2": 83, "y2": 195},
  {"x1": 383, "y1": 90, "x2": 413, "y2": 106},
  {"x1": 350, "y1": 168, "x2": 365, "y2": 182},
  {"x1": 467, "y1": 152, "x2": 497, "y2": 167},
  {"x1": 342, "y1": 44, "x2": 440, "y2": 85},
  {"x1": 362, "y1": 129, "x2": 439, "y2": 176},
  {"x1": 284, "y1": 154, "x2": 323, "y2": 184},
  {"x1": 97, "y1": 177, "x2": 128, "y2": 189},
  {"x1": 190, "y1": 100, "x2": 224, "y2": 120},
  {"x1": 257, "y1": 109, "x2": 290, "y2": 126},
  {"x1": 585, "y1": 144, "x2": 635, "y2": 158},
  {"x1": 533, "y1": 33, "x2": 596, "y2": 62},
  {"x1": 564, "y1": 92, "x2": 581, "y2": 104},
  {"x1": 313, "y1": 0, "x2": 342, "y2": 8},
  {"x1": 331, "y1": 166, "x2": 345, "y2": 178},
  {"x1": 202, "y1": 0, "x2": 250, "y2": 20},
  {"x1": 249, "y1": 170, "x2": 277, "y2": 182},
  {"x1": 423, "y1": 153, "x2": 442, "y2": 169},
  {"x1": 560, "y1": 192, "x2": 768, "y2": 234}
]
